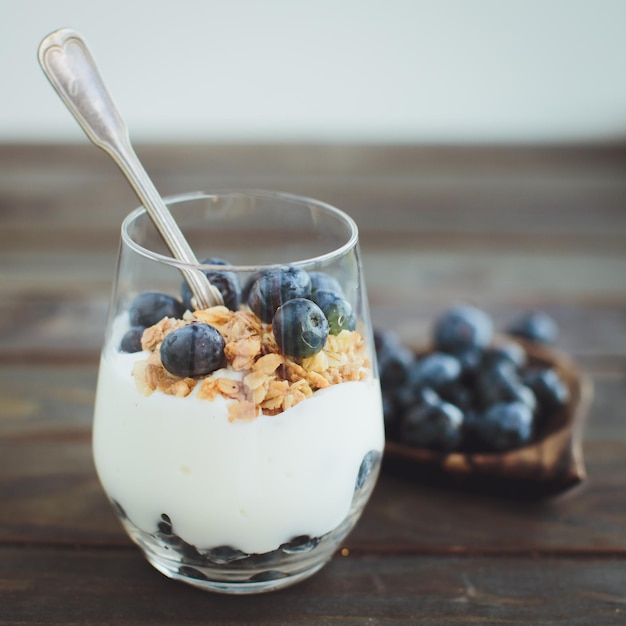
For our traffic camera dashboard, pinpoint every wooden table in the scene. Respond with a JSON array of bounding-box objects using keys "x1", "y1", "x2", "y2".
[{"x1": 1, "y1": 144, "x2": 625, "y2": 624}]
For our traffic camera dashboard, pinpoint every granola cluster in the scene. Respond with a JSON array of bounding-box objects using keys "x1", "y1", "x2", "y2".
[{"x1": 131, "y1": 305, "x2": 371, "y2": 421}]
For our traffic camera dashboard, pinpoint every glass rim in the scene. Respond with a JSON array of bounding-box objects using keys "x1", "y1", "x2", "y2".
[{"x1": 120, "y1": 189, "x2": 360, "y2": 272}]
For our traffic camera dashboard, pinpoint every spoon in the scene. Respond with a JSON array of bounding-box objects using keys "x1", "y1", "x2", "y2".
[{"x1": 37, "y1": 28, "x2": 223, "y2": 310}]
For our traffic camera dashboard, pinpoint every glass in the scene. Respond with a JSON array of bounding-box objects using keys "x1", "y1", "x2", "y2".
[{"x1": 92, "y1": 190, "x2": 385, "y2": 594}]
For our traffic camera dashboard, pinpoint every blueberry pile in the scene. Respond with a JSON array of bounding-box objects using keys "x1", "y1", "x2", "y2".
[
  {"x1": 166, "y1": 523, "x2": 323, "y2": 583},
  {"x1": 110, "y1": 449, "x2": 379, "y2": 583},
  {"x1": 120, "y1": 266, "x2": 356, "y2": 367},
  {"x1": 378, "y1": 306, "x2": 570, "y2": 453},
  {"x1": 248, "y1": 267, "x2": 356, "y2": 358}
]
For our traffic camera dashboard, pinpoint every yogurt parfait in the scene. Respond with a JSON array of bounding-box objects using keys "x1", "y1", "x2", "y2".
[{"x1": 92, "y1": 191, "x2": 385, "y2": 593}]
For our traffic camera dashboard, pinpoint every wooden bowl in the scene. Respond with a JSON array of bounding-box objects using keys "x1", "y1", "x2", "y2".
[{"x1": 383, "y1": 338, "x2": 593, "y2": 498}]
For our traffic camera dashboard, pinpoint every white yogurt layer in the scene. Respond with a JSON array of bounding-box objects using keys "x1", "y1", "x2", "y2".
[{"x1": 92, "y1": 348, "x2": 384, "y2": 554}]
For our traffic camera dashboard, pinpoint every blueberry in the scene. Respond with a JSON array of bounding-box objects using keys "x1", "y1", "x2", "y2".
[
  {"x1": 128, "y1": 292, "x2": 184, "y2": 327},
  {"x1": 355, "y1": 450, "x2": 381, "y2": 490},
  {"x1": 523, "y1": 368, "x2": 569, "y2": 417},
  {"x1": 119, "y1": 325, "x2": 145, "y2": 353},
  {"x1": 155, "y1": 514, "x2": 202, "y2": 560},
  {"x1": 395, "y1": 385, "x2": 440, "y2": 414},
  {"x1": 160, "y1": 323, "x2": 226, "y2": 377},
  {"x1": 482, "y1": 341, "x2": 526, "y2": 370},
  {"x1": 279, "y1": 535, "x2": 320, "y2": 554},
  {"x1": 392, "y1": 382, "x2": 432, "y2": 413},
  {"x1": 476, "y1": 363, "x2": 537, "y2": 412},
  {"x1": 158, "y1": 513, "x2": 173, "y2": 535},
  {"x1": 309, "y1": 271, "x2": 345, "y2": 297},
  {"x1": 506, "y1": 311, "x2": 559, "y2": 344},
  {"x1": 456, "y1": 346, "x2": 484, "y2": 380},
  {"x1": 181, "y1": 257, "x2": 241, "y2": 311},
  {"x1": 272, "y1": 298, "x2": 329, "y2": 359},
  {"x1": 248, "y1": 570, "x2": 289, "y2": 582},
  {"x1": 407, "y1": 352, "x2": 462, "y2": 392},
  {"x1": 311, "y1": 289, "x2": 356, "y2": 335},
  {"x1": 241, "y1": 271, "x2": 265, "y2": 304},
  {"x1": 248, "y1": 267, "x2": 312, "y2": 323},
  {"x1": 178, "y1": 566, "x2": 209, "y2": 581},
  {"x1": 439, "y1": 381, "x2": 476, "y2": 413},
  {"x1": 433, "y1": 305, "x2": 493, "y2": 354},
  {"x1": 512, "y1": 384, "x2": 537, "y2": 412},
  {"x1": 401, "y1": 396, "x2": 464, "y2": 451},
  {"x1": 374, "y1": 329, "x2": 415, "y2": 389},
  {"x1": 474, "y1": 401, "x2": 534, "y2": 451},
  {"x1": 202, "y1": 545, "x2": 249, "y2": 564}
]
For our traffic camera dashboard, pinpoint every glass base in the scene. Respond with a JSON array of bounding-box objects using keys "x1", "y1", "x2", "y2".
[
  {"x1": 114, "y1": 450, "x2": 381, "y2": 594},
  {"x1": 147, "y1": 554, "x2": 326, "y2": 594}
]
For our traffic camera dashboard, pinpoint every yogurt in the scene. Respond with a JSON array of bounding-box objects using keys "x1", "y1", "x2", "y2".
[{"x1": 93, "y1": 347, "x2": 384, "y2": 554}]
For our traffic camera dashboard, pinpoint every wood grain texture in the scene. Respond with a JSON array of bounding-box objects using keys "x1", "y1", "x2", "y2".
[
  {"x1": 0, "y1": 143, "x2": 625, "y2": 623},
  {"x1": 2, "y1": 549, "x2": 625, "y2": 625}
]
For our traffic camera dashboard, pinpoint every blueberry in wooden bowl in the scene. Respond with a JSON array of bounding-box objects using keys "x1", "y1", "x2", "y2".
[{"x1": 379, "y1": 307, "x2": 593, "y2": 499}]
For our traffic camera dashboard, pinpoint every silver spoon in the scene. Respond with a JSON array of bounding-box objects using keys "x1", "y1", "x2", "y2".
[{"x1": 37, "y1": 28, "x2": 223, "y2": 310}]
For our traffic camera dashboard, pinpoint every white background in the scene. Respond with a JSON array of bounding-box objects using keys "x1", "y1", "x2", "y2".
[{"x1": 2, "y1": 0, "x2": 626, "y2": 143}]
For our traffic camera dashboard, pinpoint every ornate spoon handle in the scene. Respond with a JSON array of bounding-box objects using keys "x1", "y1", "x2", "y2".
[{"x1": 38, "y1": 28, "x2": 222, "y2": 309}]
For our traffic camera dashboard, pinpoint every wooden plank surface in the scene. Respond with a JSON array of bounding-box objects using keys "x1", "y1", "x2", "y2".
[
  {"x1": 1, "y1": 144, "x2": 625, "y2": 624},
  {"x1": 2, "y1": 549, "x2": 625, "y2": 625}
]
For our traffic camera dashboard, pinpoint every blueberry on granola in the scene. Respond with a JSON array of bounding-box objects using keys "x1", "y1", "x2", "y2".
[
  {"x1": 309, "y1": 271, "x2": 345, "y2": 297},
  {"x1": 181, "y1": 257, "x2": 241, "y2": 311},
  {"x1": 120, "y1": 325, "x2": 145, "y2": 353},
  {"x1": 160, "y1": 323, "x2": 226, "y2": 377},
  {"x1": 272, "y1": 298, "x2": 329, "y2": 359},
  {"x1": 248, "y1": 267, "x2": 312, "y2": 323},
  {"x1": 241, "y1": 271, "x2": 262, "y2": 303},
  {"x1": 128, "y1": 292, "x2": 184, "y2": 327},
  {"x1": 311, "y1": 289, "x2": 356, "y2": 335}
]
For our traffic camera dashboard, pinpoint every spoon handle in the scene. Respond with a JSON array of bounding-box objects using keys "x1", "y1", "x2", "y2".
[{"x1": 38, "y1": 28, "x2": 222, "y2": 309}]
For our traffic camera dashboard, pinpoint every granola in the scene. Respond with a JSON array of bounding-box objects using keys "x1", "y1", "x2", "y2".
[{"x1": 132, "y1": 305, "x2": 371, "y2": 420}]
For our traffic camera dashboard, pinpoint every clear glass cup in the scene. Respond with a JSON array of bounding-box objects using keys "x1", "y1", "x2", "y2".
[{"x1": 92, "y1": 190, "x2": 385, "y2": 594}]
